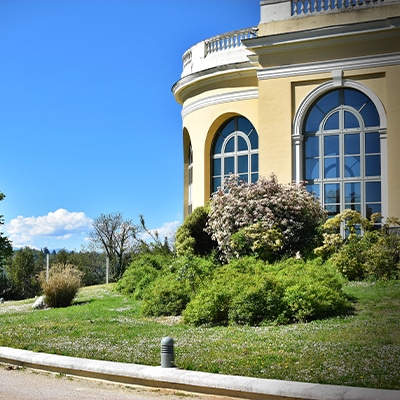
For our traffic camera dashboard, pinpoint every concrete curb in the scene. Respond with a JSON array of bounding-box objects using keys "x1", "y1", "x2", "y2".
[{"x1": 0, "y1": 346, "x2": 398, "y2": 400}]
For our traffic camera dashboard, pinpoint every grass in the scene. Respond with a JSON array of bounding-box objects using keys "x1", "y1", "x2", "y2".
[{"x1": 0, "y1": 281, "x2": 399, "y2": 390}]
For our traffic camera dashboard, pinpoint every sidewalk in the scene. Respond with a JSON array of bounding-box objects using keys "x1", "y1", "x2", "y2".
[{"x1": 0, "y1": 346, "x2": 398, "y2": 400}]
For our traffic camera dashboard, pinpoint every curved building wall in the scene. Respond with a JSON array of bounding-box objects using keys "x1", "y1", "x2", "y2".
[{"x1": 174, "y1": 0, "x2": 400, "y2": 220}]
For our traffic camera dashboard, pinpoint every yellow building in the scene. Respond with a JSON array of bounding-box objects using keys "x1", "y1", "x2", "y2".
[{"x1": 172, "y1": 0, "x2": 400, "y2": 222}]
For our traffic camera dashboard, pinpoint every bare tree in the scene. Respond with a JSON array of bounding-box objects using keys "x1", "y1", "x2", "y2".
[{"x1": 88, "y1": 213, "x2": 141, "y2": 280}]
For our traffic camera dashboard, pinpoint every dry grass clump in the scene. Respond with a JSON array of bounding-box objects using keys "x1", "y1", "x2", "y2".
[{"x1": 40, "y1": 263, "x2": 82, "y2": 308}]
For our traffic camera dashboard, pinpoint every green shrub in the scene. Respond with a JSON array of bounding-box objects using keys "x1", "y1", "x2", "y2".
[
  {"x1": 170, "y1": 255, "x2": 217, "y2": 293},
  {"x1": 364, "y1": 233, "x2": 400, "y2": 279},
  {"x1": 184, "y1": 257, "x2": 351, "y2": 326},
  {"x1": 329, "y1": 230, "x2": 400, "y2": 281},
  {"x1": 182, "y1": 284, "x2": 232, "y2": 326},
  {"x1": 184, "y1": 257, "x2": 285, "y2": 326},
  {"x1": 268, "y1": 258, "x2": 351, "y2": 322},
  {"x1": 40, "y1": 264, "x2": 82, "y2": 308},
  {"x1": 329, "y1": 235, "x2": 371, "y2": 280},
  {"x1": 228, "y1": 275, "x2": 285, "y2": 325},
  {"x1": 140, "y1": 255, "x2": 217, "y2": 317},
  {"x1": 141, "y1": 273, "x2": 191, "y2": 316},
  {"x1": 175, "y1": 206, "x2": 217, "y2": 257},
  {"x1": 116, "y1": 253, "x2": 172, "y2": 298}
]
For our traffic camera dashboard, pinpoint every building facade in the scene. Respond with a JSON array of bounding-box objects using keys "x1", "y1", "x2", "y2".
[{"x1": 172, "y1": 0, "x2": 400, "y2": 222}]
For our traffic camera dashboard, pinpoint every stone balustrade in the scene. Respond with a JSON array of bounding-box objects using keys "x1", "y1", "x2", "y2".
[
  {"x1": 181, "y1": 28, "x2": 257, "y2": 78},
  {"x1": 292, "y1": 0, "x2": 385, "y2": 15}
]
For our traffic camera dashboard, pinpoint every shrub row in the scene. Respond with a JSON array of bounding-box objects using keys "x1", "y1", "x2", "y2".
[{"x1": 118, "y1": 255, "x2": 352, "y2": 326}]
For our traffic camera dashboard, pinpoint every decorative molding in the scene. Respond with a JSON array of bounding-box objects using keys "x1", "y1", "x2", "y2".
[
  {"x1": 258, "y1": 52, "x2": 400, "y2": 80},
  {"x1": 182, "y1": 89, "x2": 258, "y2": 118}
]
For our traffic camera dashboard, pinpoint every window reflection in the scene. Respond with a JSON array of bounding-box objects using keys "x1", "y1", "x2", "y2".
[
  {"x1": 212, "y1": 116, "x2": 259, "y2": 193},
  {"x1": 303, "y1": 88, "x2": 381, "y2": 220}
]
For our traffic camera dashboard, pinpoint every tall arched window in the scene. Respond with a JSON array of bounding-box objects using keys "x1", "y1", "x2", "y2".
[
  {"x1": 188, "y1": 144, "x2": 193, "y2": 215},
  {"x1": 211, "y1": 116, "x2": 258, "y2": 193},
  {"x1": 303, "y1": 88, "x2": 381, "y2": 219}
]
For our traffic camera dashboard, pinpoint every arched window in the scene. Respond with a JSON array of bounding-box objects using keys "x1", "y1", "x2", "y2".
[
  {"x1": 188, "y1": 144, "x2": 193, "y2": 215},
  {"x1": 211, "y1": 116, "x2": 258, "y2": 193},
  {"x1": 303, "y1": 88, "x2": 381, "y2": 219}
]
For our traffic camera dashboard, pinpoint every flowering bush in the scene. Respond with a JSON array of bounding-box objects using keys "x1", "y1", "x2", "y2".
[{"x1": 206, "y1": 174, "x2": 326, "y2": 262}]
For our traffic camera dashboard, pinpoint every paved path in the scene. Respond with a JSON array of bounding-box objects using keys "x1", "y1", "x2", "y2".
[{"x1": 0, "y1": 365, "x2": 233, "y2": 400}]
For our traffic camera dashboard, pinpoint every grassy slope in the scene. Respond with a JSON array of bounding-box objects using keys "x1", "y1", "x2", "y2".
[{"x1": 0, "y1": 281, "x2": 398, "y2": 390}]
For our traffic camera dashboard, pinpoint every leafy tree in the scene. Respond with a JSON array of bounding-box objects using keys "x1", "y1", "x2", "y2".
[
  {"x1": 6, "y1": 247, "x2": 43, "y2": 299},
  {"x1": 68, "y1": 250, "x2": 107, "y2": 286},
  {"x1": 175, "y1": 205, "x2": 217, "y2": 257},
  {"x1": 0, "y1": 192, "x2": 12, "y2": 268},
  {"x1": 88, "y1": 212, "x2": 142, "y2": 280},
  {"x1": 206, "y1": 174, "x2": 326, "y2": 262}
]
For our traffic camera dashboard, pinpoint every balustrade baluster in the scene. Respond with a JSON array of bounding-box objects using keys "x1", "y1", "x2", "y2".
[{"x1": 292, "y1": 0, "x2": 297, "y2": 14}]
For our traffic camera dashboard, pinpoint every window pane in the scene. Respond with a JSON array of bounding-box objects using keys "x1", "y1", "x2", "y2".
[
  {"x1": 366, "y1": 182, "x2": 381, "y2": 202},
  {"x1": 213, "y1": 158, "x2": 221, "y2": 175},
  {"x1": 305, "y1": 107, "x2": 324, "y2": 132},
  {"x1": 344, "y1": 134, "x2": 360, "y2": 155},
  {"x1": 214, "y1": 135, "x2": 224, "y2": 154},
  {"x1": 220, "y1": 119, "x2": 235, "y2": 137},
  {"x1": 344, "y1": 88, "x2": 367, "y2": 110},
  {"x1": 189, "y1": 168, "x2": 193, "y2": 184},
  {"x1": 238, "y1": 155, "x2": 248, "y2": 173},
  {"x1": 345, "y1": 156, "x2": 360, "y2": 177},
  {"x1": 345, "y1": 182, "x2": 360, "y2": 203},
  {"x1": 249, "y1": 130, "x2": 258, "y2": 149},
  {"x1": 305, "y1": 159, "x2": 319, "y2": 180},
  {"x1": 324, "y1": 183, "x2": 340, "y2": 204},
  {"x1": 251, "y1": 173, "x2": 258, "y2": 183},
  {"x1": 324, "y1": 157, "x2": 340, "y2": 178},
  {"x1": 225, "y1": 137, "x2": 234, "y2": 153},
  {"x1": 238, "y1": 173, "x2": 248, "y2": 183},
  {"x1": 345, "y1": 203, "x2": 361, "y2": 213},
  {"x1": 307, "y1": 184, "x2": 320, "y2": 198},
  {"x1": 366, "y1": 203, "x2": 381, "y2": 218},
  {"x1": 224, "y1": 157, "x2": 234, "y2": 174},
  {"x1": 212, "y1": 177, "x2": 221, "y2": 193},
  {"x1": 365, "y1": 155, "x2": 381, "y2": 176},
  {"x1": 325, "y1": 204, "x2": 341, "y2": 217},
  {"x1": 365, "y1": 132, "x2": 380, "y2": 153},
  {"x1": 237, "y1": 136, "x2": 248, "y2": 151},
  {"x1": 324, "y1": 112, "x2": 339, "y2": 130},
  {"x1": 324, "y1": 135, "x2": 339, "y2": 156},
  {"x1": 251, "y1": 154, "x2": 258, "y2": 172},
  {"x1": 305, "y1": 136, "x2": 319, "y2": 157},
  {"x1": 317, "y1": 90, "x2": 340, "y2": 113},
  {"x1": 237, "y1": 117, "x2": 253, "y2": 134},
  {"x1": 344, "y1": 111, "x2": 359, "y2": 129},
  {"x1": 361, "y1": 101, "x2": 380, "y2": 127}
]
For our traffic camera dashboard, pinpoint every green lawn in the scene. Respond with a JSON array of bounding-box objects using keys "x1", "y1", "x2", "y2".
[{"x1": 0, "y1": 281, "x2": 399, "y2": 390}]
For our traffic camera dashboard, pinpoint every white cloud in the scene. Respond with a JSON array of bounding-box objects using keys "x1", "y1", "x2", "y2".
[{"x1": 6, "y1": 208, "x2": 93, "y2": 249}]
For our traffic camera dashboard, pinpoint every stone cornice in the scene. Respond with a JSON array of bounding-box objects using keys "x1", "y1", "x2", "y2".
[
  {"x1": 172, "y1": 63, "x2": 257, "y2": 104},
  {"x1": 258, "y1": 52, "x2": 400, "y2": 80},
  {"x1": 181, "y1": 89, "x2": 258, "y2": 118}
]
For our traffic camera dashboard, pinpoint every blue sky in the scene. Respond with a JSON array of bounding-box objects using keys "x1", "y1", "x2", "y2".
[{"x1": 0, "y1": 0, "x2": 260, "y2": 251}]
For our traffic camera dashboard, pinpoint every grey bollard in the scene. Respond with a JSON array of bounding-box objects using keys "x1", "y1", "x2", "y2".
[{"x1": 161, "y1": 336, "x2": 175, "y2": 368}]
